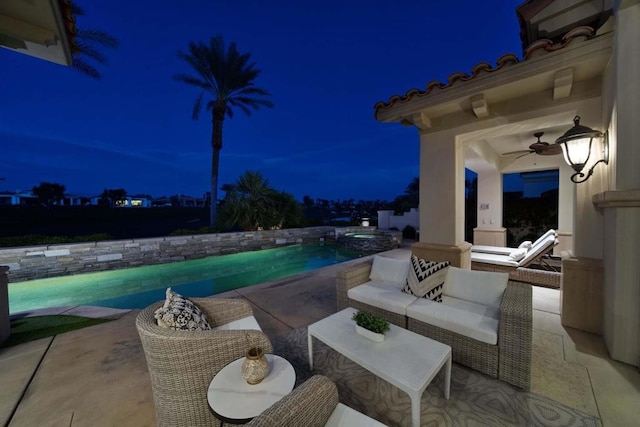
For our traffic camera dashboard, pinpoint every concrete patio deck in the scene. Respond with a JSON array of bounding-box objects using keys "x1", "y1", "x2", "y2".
[{"x1": 1, "y1": 247, "x2": 638, "y2": 426}]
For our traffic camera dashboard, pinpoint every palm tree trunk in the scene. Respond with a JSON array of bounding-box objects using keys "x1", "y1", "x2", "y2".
[{"x1": 210, "y1": 105, "x2": 225, "y2": 227}]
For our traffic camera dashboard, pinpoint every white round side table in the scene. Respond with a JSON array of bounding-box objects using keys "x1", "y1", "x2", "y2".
[{"x1": 207, "y1": 354, "x2": 295, "y2": 424}]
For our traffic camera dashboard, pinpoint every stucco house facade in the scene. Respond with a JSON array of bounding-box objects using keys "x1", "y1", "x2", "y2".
[{"x1": 375, "y1": 0, "x2": 639, "y2": 368}]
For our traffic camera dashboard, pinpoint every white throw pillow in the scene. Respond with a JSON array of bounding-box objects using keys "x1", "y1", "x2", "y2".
[
  {"x1": 402, "y1": 255, "x2": 450, "y2": 301},
  {"x1": 508, "y1": 248, "x2": 527, "y2": 261},
  {"x1": 518, "y1": 240, "x2": 533, "y2": 250},
  {"x1": 443, "y1": 267, "x2": 508, "y2": 309},
  {"x1": 369, "y1": 255, "x2": 410, "y2": 289}
]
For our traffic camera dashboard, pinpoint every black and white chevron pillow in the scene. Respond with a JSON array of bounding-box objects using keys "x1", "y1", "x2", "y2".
[{"x1": 402, "y1": 256, "x2": 450, "y2": 302}]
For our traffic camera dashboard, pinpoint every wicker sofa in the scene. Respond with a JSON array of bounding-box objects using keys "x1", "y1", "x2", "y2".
[
  {"x1": 337, "y1": 257, "x2": 532, "y2": 390},
  {"x1": 246, "y1": 375, "x2": 386, "y2": 427},
  {"x1": 136, "y1": 298, "x2": 272, "y2": 427}
]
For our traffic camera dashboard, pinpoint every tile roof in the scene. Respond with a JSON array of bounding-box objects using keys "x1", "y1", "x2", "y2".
[
  {"x1": 373, "y1": 26, "x2": 596, "y2": 120},
  {"x1": 58, "y1": 0, "x2": 78, "y2": 54}
]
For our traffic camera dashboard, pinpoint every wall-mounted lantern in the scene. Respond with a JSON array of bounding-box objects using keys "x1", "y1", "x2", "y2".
[{"x1": 554, "y1": 116, "x2": 607, "y2": 183}]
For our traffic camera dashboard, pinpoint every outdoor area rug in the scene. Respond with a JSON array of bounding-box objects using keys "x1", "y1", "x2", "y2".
[{"x1": 272, "y1": 327, "x2": 601, "y2": 427}]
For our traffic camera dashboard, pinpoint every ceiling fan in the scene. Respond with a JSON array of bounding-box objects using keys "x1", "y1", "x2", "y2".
[{"x1": 502, "y1": 132, "x2": 562, "y2": 159}]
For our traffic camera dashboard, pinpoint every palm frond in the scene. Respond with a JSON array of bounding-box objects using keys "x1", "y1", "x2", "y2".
[
  {"x1": 176, "y1": 34, "x2": 273, "y2": 122},
  {"x1": 76, "y1": 29, "x2": 119, "y2": 49},
  {"x1": 71, "y1": 57, "x2": 101, "y2": 79},
  {"x1": 74, "y1": 40, "x2": 107, "y2": 64},
  {"x1": 173, "y1": 73, "x2": 210, "y2": 89},
  {"x1": 192, "y1": 91, "x2": 204, "y2": 120}
]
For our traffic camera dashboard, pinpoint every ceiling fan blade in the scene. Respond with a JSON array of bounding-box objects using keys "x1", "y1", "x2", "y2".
[
  {"x1": 515, "y1": 152, "x2": 533, "y2": 160},
  {"x1": 502, "y1": 149, "x2": 534, "y2": 156},
  {"x1": 538, "y1": 144, "x2": 563, "y2": 155}
]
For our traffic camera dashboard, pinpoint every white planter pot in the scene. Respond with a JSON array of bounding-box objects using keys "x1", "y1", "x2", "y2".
[{"x1": 355, "y1": 324, "x2": 385, "y2": 342}]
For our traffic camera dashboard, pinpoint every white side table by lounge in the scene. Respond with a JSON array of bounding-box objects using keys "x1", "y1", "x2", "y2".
[{"x1": 207, "y1": 354, "x2": 295, "y2": 424}]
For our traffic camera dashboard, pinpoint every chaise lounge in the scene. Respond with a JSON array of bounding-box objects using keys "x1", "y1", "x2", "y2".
[
  {"x1": 337, "y1": 255, "x2": 532, "y2": 389},
  {"x1": 471, "y1": 230, "x2": 560, "y2": 288}
]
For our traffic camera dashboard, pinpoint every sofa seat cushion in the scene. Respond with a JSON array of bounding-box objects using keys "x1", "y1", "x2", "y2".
[
  {"x1": 211, "y1": 315, "x2": 261, "y2": 331},
  {"x1": 406, "y1": 296, "x2": 499, "y2": 345},
  {"x1": 348, "y1": 281, "x2": 418, "y2": 315},
  {"x1": 326, "y1": 403, "x2": 387, "y2": 427}
]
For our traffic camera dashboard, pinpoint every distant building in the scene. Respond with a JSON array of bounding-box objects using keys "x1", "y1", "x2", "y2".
[{"x1": 0, "y1": 190, "x2": 35, "y2": 206}]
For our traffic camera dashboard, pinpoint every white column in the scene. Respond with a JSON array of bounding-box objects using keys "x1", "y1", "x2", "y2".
[
  {"x1": 419, "y1": 130, "x2": 465, "y2": 245},
  {"x1": 598, "y1": 0, "x2": 640, "y2": 367}
]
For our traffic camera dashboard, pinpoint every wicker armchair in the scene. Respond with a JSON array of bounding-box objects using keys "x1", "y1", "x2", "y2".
[
  {"x1": 246, "y1": 375, "x2": 386, "y2": 427},
  {"x1": 136, "y1": 298, "x2": 273, "y2": 427}
]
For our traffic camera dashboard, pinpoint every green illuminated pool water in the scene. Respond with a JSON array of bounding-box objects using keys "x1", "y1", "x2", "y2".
[{"x1": 8, "y1": 242, "x2": 365, "y2": 314}]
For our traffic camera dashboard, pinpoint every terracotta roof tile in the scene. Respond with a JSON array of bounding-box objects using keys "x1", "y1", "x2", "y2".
[
  {"x1": 57, "y1": 0, "x2": 78, "y2": 54},
  {"x1": 374, "y1": 26, "x2": 596, "y2": 119}
]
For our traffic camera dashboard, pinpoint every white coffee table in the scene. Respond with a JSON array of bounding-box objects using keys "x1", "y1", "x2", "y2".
[
  {"x1": 308, "y1": 307, "x2": 451, "y2": 427},
  {"x1": 207, "y1": 354, "x2": 295, "y2": 424}
]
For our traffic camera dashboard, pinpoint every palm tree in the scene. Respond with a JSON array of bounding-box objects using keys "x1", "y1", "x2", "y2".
[
  {"x1": 174, "y1": 36, "x2": 274, "y2": 228},
  {"x1": 70, "y1": 3, "x2": 119, "y2": 79}
]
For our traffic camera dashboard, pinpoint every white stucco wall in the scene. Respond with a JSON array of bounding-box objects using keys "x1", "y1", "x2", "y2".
[
  {"x1": 476, "y1": 169, "x2": 502, "y2": 228},
  {"x1": 599, "y1": 1, "x2": 640, "y2": 366},
  {"x1": 377, "y1": 208, "x2": 419, "y2": 231}
]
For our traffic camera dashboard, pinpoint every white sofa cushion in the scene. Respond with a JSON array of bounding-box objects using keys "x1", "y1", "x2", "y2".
[
  {"x1": 402, "y1": 255, "x2": 450, "y2": 301},
  {"x1": 325, "y1": 403, "x2": 387, "y2": 427},
  {"x1": 369, "y1": 255, "x2": 410, "y2": 289},
  {"x1": 443, "y1": 267, "x2": 508, "y2": 310},
  {"x1": 348, "y1": 281, "x2": 417, "y2": 315},
  {"x1": 406, "y1": 296, "x2": 500, "y2": 345},
  {"x1": 211, "y1": 315, "x2": 261, "y2": 331}
]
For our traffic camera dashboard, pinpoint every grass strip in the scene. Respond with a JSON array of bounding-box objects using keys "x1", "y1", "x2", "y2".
[{"x1": 1, "y1": 315, "x2": 112, "y2": 348}]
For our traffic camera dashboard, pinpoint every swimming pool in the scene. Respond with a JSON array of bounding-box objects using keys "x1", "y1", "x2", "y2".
[{"x1": 8, "y1": 242, "x2": 365, "y2": 314}]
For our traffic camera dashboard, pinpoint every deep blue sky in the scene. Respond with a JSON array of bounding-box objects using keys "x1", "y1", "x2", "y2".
[{"x1": 0, "y1": 0, "x2": 524, "y2": 201}]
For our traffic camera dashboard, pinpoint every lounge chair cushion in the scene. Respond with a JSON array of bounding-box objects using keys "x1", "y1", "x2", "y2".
[
  {"x1": 369, "y1": 255, "x2": 410, "y2": 289},
  {"x1": 518, "y1": 240, "x2": 533, "y2": 250},
  {"x1": 154, "y1": 287, "x2": 211, "y2": 331},
  {"x1": 508, "y1": 248, "x2": 527, "y2": 261},
  {"x1": 348, "y1": 281, "x2": 417, "y2": 315},
  {"x1": 402, "y1": 255, "x2": 450, "y2": 301},
  {"x1": 406, "y1": 296, "x2": 500, "y2": 345},
  {"x1": 443, "y1": 267, "x2": 508, "y2": 310},
  {"x1": 470, "y1": 252, "x2": 520, "y2": 267}
]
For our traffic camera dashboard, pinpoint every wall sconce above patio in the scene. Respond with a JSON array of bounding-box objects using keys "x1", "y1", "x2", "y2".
[{"x1": 554, "y1": 116, "x2": 607, "y2": 183}]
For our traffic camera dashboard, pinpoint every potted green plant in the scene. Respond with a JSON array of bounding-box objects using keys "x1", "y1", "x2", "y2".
[{"x1": 351, "y1": 310, "x2": 390, "y2": 342}]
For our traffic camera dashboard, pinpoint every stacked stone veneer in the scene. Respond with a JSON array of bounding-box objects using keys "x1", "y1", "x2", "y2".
[{"x1": 0, "y1": 227, "x2": 339, "y2": 283}]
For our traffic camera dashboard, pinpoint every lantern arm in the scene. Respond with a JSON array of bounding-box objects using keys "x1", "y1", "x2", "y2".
[{"x1": 570, "y1": 158, "x2": 608, "y2": 183}]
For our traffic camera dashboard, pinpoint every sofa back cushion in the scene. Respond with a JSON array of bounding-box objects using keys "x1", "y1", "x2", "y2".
[
  {"x1": 369, "y1": 255, "x2": 410, "y2": 289},
  {"x1": 443, "y1": 267, "x2": 508, "y2": 310}
]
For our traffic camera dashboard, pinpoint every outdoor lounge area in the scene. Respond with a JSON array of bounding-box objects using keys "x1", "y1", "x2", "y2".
[{"x1": 2, "y1": 247, "x2": 639, "y2": 426}]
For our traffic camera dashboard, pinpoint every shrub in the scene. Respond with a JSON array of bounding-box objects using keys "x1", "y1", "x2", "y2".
[
  {"x1": 0, "y1": 233, "x2": 113, "y2": 248},
  {"x1": 351, "y1": 310, "x2": 390, "y2": 335},
  {"x1": 402, "y1": 225, "x2": 417, "y2": 239},
  {"x1": 169, "y1": 226, "x2": 215, "y2": 236}
]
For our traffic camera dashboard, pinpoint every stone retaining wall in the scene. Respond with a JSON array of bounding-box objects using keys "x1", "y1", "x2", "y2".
[{"x1": 0, "y1": 227, "x2": 342, "y2": 283}]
